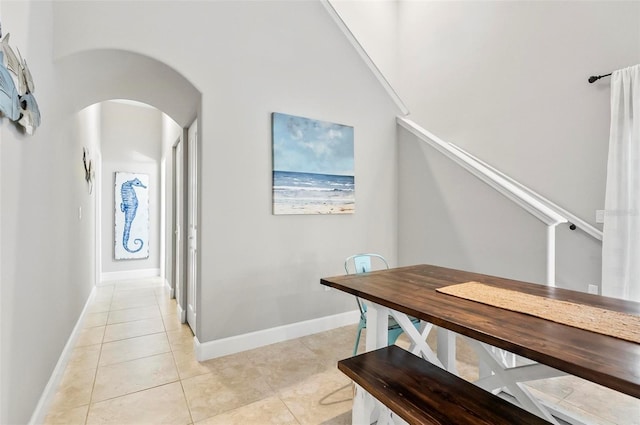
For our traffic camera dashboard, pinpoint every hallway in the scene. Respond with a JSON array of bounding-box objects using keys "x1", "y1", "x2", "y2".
[{"x1": 43, "y1": 278, "x2": 354, "y2": 424}]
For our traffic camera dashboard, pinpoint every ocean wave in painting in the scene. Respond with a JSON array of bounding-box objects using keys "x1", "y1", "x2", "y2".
[{"x1": 273, "y1": 171, "x2": 355, "y2": 214}]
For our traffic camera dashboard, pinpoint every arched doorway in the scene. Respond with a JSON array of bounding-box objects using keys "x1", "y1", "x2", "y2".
[{"x1": 57, "y1": 49, "x2": 201, "y2": 335}]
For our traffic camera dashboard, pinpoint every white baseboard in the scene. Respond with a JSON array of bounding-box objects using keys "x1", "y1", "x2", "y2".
[
  {"x1": 29, "y1": 286, "x2": 97, "y2": 425},
  {"x1": 195, "y1": 309, "x2": 360, "y2": 361},
  {"x1": 177, "y1": 303, "x2": 186, "y2": 323},
  {"x1": 163, "y1": 277, "x2": 174, "y2": 298},
  {"x1": 100, "y1": 268, "x2": 160, "y2": 282}
]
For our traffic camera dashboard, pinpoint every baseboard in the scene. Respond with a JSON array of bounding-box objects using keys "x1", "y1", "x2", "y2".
[
  {"x1": 195, "y1": 309, "x2": 360, "y2": 361},
  {"x1": 163, "y1": 277, "x2": 174, "y2": 298},
  {"x1": 100, "y1": 268, "x2": 160, "y2": 282},
  {"x1": 29, "y1": 286, "x2": 97, "y2": 425},
  {"x1": 177, "y1": 303, "x2": 186, "y2": 323}
]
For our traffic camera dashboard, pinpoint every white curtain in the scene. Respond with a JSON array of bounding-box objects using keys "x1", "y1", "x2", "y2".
[{"x1": 602, "y1": 64, "x2": 640, "y2": 302}]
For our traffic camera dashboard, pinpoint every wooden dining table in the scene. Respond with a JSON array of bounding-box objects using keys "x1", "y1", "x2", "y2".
[{"x1": 321, "y1": 264, "x2": 640, "y2": 424}]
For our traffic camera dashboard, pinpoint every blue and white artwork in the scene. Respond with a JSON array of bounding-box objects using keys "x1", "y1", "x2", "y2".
[
  {"x1": 0, "y1": 32, "x2": 41, "y2": 134},
  {"x1": 272, "y1": 112, "x2": 354, "y2": 215},
  {"x1": 114, "y1": 172, "x2": 149, "y2": 260}
]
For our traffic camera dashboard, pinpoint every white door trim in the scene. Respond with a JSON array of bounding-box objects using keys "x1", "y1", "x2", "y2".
[{"x1": 186, "y1": 119, "x2": 198, "y2": 335}]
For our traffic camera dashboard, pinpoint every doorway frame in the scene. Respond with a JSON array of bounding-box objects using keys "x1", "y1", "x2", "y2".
[
  {"x1": 172, "y1": 133, "x2": 187, "y2": 322},
  {"x1": 184, "y1": 119, "x2": 198, "y2": 335}
]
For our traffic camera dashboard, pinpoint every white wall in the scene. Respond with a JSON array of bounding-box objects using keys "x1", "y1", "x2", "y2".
[
  {"x1": 100, "y1": 101, "x2": 163, "y2": 277},
  {"x1": 0, "y1": 2, "x2": 97, "y2": 423}
]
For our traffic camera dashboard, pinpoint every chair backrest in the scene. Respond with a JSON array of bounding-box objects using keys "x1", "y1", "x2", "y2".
[
  {"x1": 344, "y1": 253, "x2": 389, "y2": 275},
  {"x1": 345, "y1": 254, "x2": 390, "y2": 318}
]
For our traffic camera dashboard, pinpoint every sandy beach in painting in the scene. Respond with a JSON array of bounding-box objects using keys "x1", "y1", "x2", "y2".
[{"x1": 273, "y1": 171, "x2": 355, "y2": 215}]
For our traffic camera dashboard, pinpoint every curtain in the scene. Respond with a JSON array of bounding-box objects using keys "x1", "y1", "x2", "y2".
[{"x1": 602, "y1": 64, "x2": 640, "y2": 302}]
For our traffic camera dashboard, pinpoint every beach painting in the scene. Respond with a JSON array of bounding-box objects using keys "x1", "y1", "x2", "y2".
[
  {"x1": 272, "y1": 112, "x2": 354, "y2": 215},
  {"x1": 114, "y1": 172, "x2": 149, "y2": 259}
]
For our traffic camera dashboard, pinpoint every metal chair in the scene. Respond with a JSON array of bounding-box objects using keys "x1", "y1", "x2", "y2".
[{"x1": 344, "y1": 254, "x2": 421, "y2": 356}]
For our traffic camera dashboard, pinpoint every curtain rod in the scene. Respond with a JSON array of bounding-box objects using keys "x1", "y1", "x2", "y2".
[{"x1": 588, "y1": 73, "x2": 612, "y2": 83}]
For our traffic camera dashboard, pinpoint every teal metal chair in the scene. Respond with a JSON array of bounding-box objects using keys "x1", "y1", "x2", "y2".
[{"x1": 344, "y1": 254, "x2": 421, "y2": 356}]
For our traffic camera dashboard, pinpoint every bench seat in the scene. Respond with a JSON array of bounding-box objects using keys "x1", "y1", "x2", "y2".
[{"x1": 338, "y1": 345, "x2": 550, "y2": 425}]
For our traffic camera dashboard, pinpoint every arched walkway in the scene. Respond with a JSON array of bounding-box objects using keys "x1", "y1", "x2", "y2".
[
  {"x1": 57, "y1": 48, "x2": 202, "y2": 334},
  {"x1": 56, "y1": 49, "x2": 201, "y2": 127}
]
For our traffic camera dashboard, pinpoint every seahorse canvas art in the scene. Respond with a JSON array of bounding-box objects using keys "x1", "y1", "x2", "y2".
[{"x1": 114, "y1": 172, "x2": 150, "y2": 260}]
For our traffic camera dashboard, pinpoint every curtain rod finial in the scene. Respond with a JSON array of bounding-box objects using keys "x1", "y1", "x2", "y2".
[{"x1": 588, "y1": 73, "x2": 612, "y2": 84}]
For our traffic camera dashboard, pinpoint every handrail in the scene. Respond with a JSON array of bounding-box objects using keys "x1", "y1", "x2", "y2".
[
  {"x1": 398, "y1": 117, "x2": 603, "y2": 241},
  {"x1": 448, "y1": 143, "x2": 603, "y2": 241},
  {"x1": 321, "y1": 0, "x2": 410, "y2": 116}
]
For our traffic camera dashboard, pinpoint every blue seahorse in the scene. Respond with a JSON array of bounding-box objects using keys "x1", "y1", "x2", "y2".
[{"x1": 120, "y1": 178, "x2": 147, "y2": 253}]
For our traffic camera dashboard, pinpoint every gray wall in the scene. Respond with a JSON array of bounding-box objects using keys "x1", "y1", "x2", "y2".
[
  {"x1": 52, "y1": 0, "x2": 402, "y2": 343},
  {"x1": 331, "y1": 0, "x2": 400, "y2": 86},
  {"x1": 99, "y1": 101, "x2": 163, "y2": 275},
  {"x1": 398, "y1": 126, "x2": 548, "y2": 284},
  {"x1": 1, "y1": 2, "x2": 401, "y2": 422},
  {"x1": 335, "y1": 0, "x2": 640, "y2": 290},
  {"x1": 0, "y1": 2, "x2": 97, "y2": 422},
  {"x1": 394, "y1": 1, "x2": 640, "y2": 223},
  {"x1": 160, "y1": 115, "x2": 183, "y2": 292}
]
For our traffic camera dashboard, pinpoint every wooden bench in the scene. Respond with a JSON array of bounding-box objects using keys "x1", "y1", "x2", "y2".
[{"x1": 338, "y1": 345, "x2": 551, "y2": 425}]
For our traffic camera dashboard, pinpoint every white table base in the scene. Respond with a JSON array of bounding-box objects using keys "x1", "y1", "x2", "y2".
[{"x1": 354, "y1": 302, "x2": 592, "y2": 425}]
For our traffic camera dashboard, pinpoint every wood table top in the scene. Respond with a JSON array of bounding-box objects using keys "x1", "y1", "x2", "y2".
[{"x1": 321, "y1": 264, "x2": 640, "y2": 399}]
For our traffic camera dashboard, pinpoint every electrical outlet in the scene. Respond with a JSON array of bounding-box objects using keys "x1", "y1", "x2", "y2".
[
  {"x1": 595, "y1": 210, "x2": 605, "y2": 224},
  {"x1": 324, "y1": 286, "x2": 331, "y2": 292},
  {"x1": 588, "y1": 284, "x2": 599, "y2": 295}
]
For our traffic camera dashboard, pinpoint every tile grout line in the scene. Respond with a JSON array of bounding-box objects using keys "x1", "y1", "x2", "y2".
[
  {"x1": 85, "y1": 283, "x2": 184, "y2": 420},
  {"x1": 177, "y1": 380, "x2": 196, "y2": 425},
  {"x1": 157, "y1": 285, "x2": 197, "y2": 425},
  {"x1": 155, "y1": 285, "x2": 274, "y2": 424},
  {"x1": 84, "y1": 283, "x2": 115, "y2": 425},
  {"x1": 279, "y1": 395, "x2": 303, "y2": 425}
]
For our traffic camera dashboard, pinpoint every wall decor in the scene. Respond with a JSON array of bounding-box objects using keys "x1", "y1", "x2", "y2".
[
  {"x1": 0, "y1": 24, "x2": 41, "y2": 135},
  {"x1": 272, "y1": 112, "x2": 354, "y2": 215},
  {"x1": 82, "y1": 147, "x2": 95, "y2": 194},
  {"x1": 114, "y1": 172, "x2": 149, "y2": 260}
]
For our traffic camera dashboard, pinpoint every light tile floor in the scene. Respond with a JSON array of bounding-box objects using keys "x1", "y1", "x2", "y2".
[{"x1": 43, "y1": 278, "x2": 639, "y2": 425}]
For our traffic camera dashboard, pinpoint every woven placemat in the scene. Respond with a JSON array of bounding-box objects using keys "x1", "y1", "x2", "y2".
[{"x1": 437, "y1": 282, "x2": 640, "y2": 344}]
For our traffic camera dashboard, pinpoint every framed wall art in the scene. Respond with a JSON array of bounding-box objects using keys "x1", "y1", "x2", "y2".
[
  {"x1": 114, "y1": 171, "x2": 149, "y2": 259},
  {"x1": 272, "y1": 112, "x2": 354, "y2": 215}
]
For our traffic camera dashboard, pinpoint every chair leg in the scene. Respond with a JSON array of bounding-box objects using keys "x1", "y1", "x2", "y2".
[
  {"x1": 353, "y1": 326, "x2": 364, "y2": 356},
  {"x1": 388, "y1": 328, "x2": 404, "y2": 346}
]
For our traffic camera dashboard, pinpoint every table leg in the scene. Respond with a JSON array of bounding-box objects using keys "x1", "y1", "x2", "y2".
[
  {"x1": 352, "y1": 384, "x2": 377, "y2": 425},
  {"x1": 470, "y1": 339, "x2": 566, "y2": 424},
  {"x1": 389, "y1": 311, "x2": 442, "y2": 367},
  {"x1": 353, "y1": 384, "x2": 409, "y2": 425},
  {"x1": 366, "y1": 302, "x2": 389, "y2": 351},
  {"x1": 436, "y1": 327, "x2": 458, "y2": 374}
]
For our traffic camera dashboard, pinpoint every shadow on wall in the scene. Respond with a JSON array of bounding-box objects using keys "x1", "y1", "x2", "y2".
[{"x1": 397, "y1": 127, "x2": 548, "y2": 285}]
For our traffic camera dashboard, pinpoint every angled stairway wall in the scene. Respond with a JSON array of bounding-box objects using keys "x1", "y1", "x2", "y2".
[{"x1": 330, "y1": 0, "x2": 640, "y2": 291}]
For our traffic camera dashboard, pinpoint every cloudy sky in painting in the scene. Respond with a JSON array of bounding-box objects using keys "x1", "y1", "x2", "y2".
[{"x1": 272, "y1": 112, "x2": 354, "y2": 176}]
